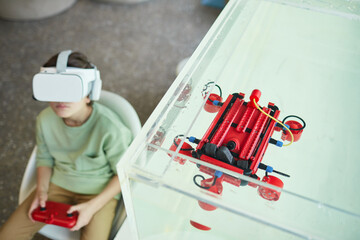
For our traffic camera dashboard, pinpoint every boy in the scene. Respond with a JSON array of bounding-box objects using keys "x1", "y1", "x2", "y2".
[{"x1": 0, "y1": 51, "x2": 132, "y2": 240}]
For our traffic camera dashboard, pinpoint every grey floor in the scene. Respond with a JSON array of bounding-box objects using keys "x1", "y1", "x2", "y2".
[{"x1": 0, "y1": 0, "x2": 220, "y2": 239}]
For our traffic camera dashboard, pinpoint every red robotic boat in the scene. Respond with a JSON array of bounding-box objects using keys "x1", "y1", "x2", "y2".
[{"x1": 170, "y1": 87, "x2": 306, "y2": 206}]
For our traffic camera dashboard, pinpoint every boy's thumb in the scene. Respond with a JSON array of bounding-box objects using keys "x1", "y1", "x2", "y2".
[
  {"x1": 39, "y1": 194, "x2": 47, "y2": 207},
  {"x1": 67, "y1": 205, "x2": 77, "y2": 214}
]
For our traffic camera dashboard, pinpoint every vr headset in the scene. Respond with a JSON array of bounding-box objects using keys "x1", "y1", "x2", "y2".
[{"x1": 32, "y1": 50, "x2": 102, "y2": 102}]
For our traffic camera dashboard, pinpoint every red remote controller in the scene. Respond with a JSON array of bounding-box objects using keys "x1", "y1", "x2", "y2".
[{"x1": 31, "y1": 201, "x2": 78, "y2": 228}]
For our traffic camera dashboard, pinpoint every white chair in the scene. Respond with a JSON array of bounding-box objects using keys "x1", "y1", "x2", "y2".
[{"x1": 18, "y1": 90, "x2": 141, "y2": 240}]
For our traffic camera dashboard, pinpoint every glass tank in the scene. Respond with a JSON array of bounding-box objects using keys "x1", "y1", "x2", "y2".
[{"x1": 117, "y1": 0, "x2": 360, "y2": 239}]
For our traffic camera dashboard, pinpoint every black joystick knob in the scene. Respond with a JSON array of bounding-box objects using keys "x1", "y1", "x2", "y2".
[
  {"x1": 67, "y1": 213, "x2": 73, "y2": 217},
  {"x1": 40, "y1": 207, "x2": 46, "y2": 211}
]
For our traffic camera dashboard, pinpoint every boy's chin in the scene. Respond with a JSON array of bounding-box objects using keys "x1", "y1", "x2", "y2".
[{"x1": 54, "y1": 110, "x2": 72, "y2": 119}]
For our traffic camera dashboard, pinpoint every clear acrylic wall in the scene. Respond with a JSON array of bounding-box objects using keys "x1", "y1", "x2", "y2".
[{"x1": 117, "y1": 0, "x2": 360, "y2": 239}]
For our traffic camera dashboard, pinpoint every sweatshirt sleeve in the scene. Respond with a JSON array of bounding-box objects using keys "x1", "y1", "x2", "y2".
[
  {"x1": 35, "y1": 115, "x2": 55, "y2": 168},
  {"x1": 104, "y1": 122, "x2": 132, "y2": 175}
]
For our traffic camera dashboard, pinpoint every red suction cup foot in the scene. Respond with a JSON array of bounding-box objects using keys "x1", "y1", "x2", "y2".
[
  {"x1": 190, "y1": 220, "x2": 211, "y2": 231},
  {"x1": 282, "y1": 120, "x2": 304, "y2": 142},
  {"x1": 198, "y1": 200, "x2": 217, "y2": 211},
  {"x1": 168, "y1": 138, "x2": 193, "y2": 165},
  {"x1": 258, "y1": 175, "x2": 283, "y2": 201},
  {"x1": 204, "y1": 94, "x2": 222, "y2": 113}
]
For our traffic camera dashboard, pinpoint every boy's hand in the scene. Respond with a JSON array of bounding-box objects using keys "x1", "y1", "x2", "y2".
[
  {"x1": 67, "y1": 201, "x2": 97, "y2": 231},
  {"x1": 28, "y1": 190, "x2": 48, "y2": 222},
  {"x1": 67, "y1": 176, "x2": 121, "y2": 231}
]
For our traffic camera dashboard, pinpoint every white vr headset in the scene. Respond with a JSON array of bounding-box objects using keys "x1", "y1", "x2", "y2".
[{"x1": 32, "y1": 50, "x2": 102, "y2": 102}]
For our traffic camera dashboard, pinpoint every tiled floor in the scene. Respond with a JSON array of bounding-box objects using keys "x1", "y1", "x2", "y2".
[{"x1": 0, "y1": 0, "x2": 220, "y2": 239}]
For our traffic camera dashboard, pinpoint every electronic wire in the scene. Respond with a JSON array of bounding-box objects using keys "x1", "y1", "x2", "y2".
[
  {"x1": 173, "y1": 135, "x2": 194, "y2": 151},
  {"x1": 252, "y1": 99, "x2": 294, "y2": 147}
]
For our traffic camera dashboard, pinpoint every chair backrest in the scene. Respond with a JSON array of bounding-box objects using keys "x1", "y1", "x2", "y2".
[
  {"x1": 99, "y1": 90, "x2": 141, "y2": 139},
  {"x1": 98, "y1": 90, "x2": 141, "y2": 239},
  {"x1": 18, "y1": 90, "x2": 141, "y2": 240}
]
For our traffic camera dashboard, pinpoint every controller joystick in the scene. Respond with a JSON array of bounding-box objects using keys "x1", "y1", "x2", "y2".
[{"x1": 40, "y1": 206, "x2": 46, "y2": 211}]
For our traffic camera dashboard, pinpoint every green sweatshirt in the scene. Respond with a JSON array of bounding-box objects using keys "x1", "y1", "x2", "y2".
[{"x1": 35, "y1": 102, "x2": 132, "y2": 196}]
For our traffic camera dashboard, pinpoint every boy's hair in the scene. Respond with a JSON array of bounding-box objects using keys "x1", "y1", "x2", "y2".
[
  {"x1": 43, "y1": 51, "x2": 95, "y2": 105},
  {"x1": 43, "y1": 52, "x2": 93, "y2": 69}
]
